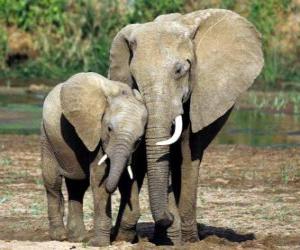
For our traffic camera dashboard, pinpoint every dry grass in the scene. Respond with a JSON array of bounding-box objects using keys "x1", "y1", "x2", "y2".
[{"x1": 0, "y1": 135, "x2": 299, "y2": 249}]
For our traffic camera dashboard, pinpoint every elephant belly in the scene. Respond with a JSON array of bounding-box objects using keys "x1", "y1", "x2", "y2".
[{"x1": 54, "y1": 143, "x2": 89, "y2": 180}]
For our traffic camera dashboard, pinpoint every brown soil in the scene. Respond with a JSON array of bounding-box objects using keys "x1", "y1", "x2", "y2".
[{"x1": 0, "y1": 135, "x2": 299, "y2": 249}]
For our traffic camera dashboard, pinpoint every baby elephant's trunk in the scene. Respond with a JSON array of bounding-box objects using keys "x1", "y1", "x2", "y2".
[{"x1": 105, "y1": 153, "x2": 129, "y2": 193}]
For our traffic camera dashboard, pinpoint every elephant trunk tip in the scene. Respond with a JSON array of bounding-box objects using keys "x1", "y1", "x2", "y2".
[
  {"x1": 155, "y1": 211, "x2": 174, "y2": 228},
  {"x1": 105, "y1": 180, "x2": 117, "y2": 194},
  {"x1": 105, "y1": 154, "x2": 129, "y2": 194}
]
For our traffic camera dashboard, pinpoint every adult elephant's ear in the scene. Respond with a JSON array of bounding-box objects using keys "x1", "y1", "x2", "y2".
[
  {"x1": 60, "y1": 73, "x2": 107, "y2": 151},
  {"x1": 108, "y1": 24, "x2": 139, "y2": 85},
  {"x1": 186, "y1": 9, "x2": 264, "y2": 133}
]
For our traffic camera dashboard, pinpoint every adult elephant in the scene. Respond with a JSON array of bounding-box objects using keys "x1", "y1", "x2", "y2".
[{"x1": 109, "y1": 9, "x2": 263, "y2": 243}]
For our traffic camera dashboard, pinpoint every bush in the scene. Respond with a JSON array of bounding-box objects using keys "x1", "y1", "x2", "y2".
[
  {"x1": 0, "y1": 0, "x2": 299, "y2": 90},
  {"x1": 247, "y1": 0, "x2": 293, "y2": 89},
  {"x1": 0, "y1": 0, "x2": 126, "y2": 80},
  {"x1": 0, "y1": 25, "x2": 7, "y2": 72},
  {"x1": 0, "y1": 0, "x2": 66, "y2": 31},
  {"x1": 127, "y1": 0, "x2": 184, "y2": 23}
]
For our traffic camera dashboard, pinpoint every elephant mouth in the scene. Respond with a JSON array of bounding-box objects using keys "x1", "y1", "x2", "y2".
[
  {"x1": 156, "y1": 115, "x2": 183, "y2": 146},
  {"x1": 98, "y1": 153, "x2": 134, "y2": 193},
  {"x1": 98, "y1": 154, "x2": 134, "y2": 178}
]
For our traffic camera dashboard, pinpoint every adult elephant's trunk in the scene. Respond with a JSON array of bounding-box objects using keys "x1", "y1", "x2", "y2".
[
  {"x1": 145, "y1": 96, "x2": 174, "y2": 227},
  {"x1": 105, "y1": 145, "x2": 129, "y2": 193}
]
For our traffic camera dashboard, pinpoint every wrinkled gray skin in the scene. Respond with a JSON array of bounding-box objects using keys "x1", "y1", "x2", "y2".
[
  {"x1": 41, "y1": 72, "x2": 147, "y2": 246},
  {"x1": 109, "y1": 9, "x2": 264, "y2": 244}
]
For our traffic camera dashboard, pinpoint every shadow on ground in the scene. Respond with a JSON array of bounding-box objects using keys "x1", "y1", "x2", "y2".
[
  {"x1": 198, "y1": 223, "x2": 255, "y2": 242},
  {"x1": 137, "y1": 222, "x2": 255, "y2": 243},
  {"x1": 0, "y1": 217, "x2": 254, "y2": 244}
]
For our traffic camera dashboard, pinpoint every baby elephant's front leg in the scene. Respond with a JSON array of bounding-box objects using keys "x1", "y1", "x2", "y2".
[{"x1": 88, "y1": 160, "x2": 112, "y2": 247}]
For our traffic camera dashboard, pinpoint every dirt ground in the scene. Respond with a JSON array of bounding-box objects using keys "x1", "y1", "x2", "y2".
[{"x1": 0, "y1": 135, "x2": 299, "y2": 249}]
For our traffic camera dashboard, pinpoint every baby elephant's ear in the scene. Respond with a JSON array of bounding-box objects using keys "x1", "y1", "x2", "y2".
[{"x1": 60, "y1": 73, "x2": 107, "y2": 151}]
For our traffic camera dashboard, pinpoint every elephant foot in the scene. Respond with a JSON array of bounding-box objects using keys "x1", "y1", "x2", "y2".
[
  {"x1": 49, "y1": 224, "x2": 67, "y2": 241},
  {"x1": 67, "y1": 218, "x2": 88, "y2": 242},
  {"x1": 88, "y1": 236, "x2": 110, "y2": 247},
  {"x1": 182, "y1": 222, "x2": 199, "y2": 242},
  {"x1": 152, "y1": 224, "x2": 182, "y2": 246},
  {"x1": 67, "y1": 226, "x2": 88, "y2": 242},
  {"x1": 182, "y1": 230, "x2": 199, "y2": 243},
  {"x1": 67, "y1": 200, "x2": 87, "y2": 242},
  {"x1": 113, "y1": 226, "x2": 138, "y2": 243}
]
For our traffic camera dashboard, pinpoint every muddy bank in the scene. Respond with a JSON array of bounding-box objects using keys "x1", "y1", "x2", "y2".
[{"x1": 0, "y1": 135, "x2": 299, "y2": 249}]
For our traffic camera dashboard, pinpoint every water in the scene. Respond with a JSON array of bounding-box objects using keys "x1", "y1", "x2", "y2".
[
  {"x1": 0, "y1": 93, "x2": 43, "y2": 134},
  {"x1": 0, "y1": 93, "x2": 299, "y2": 147},
  {"x1": 216, "y1": 109, "x2": 300, "y2": 148}
]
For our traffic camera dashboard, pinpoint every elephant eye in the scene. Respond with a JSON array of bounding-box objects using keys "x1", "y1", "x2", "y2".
[
  {"x1": 175, "y1": 67, "x2": 181, "y2": 75},
  {"x1": 174, "y1": 60, "x2": 190, "y2": 80},
  {"x1": 108, "y1": 125, "x2": 113, "y2": 132}
]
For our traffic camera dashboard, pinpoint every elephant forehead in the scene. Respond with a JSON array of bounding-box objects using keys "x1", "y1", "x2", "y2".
[
  {"x1": 111, "y1": 96, "x2": 147, "y2": 121},
  {"x1": 110, "y1": 108, "x2": 146, "y2": 138},
  {"x1": 134, "y1": 22, "x2": 187, "y2": 44},
  {"x1": 133, "y1": 26, "x2": 193, "y2": 62}
]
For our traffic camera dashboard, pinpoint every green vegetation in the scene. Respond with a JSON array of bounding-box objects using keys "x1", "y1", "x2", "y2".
[
  {"x1": 245, "y1": 91, "x2": 300, "y2": 113},
  {"x1": 0, "y1": 0, "x2": 183, "y2": 81},
  {"x1": 247, "y1": 0, "x2": 299, "y2": 88},
  {"x1": 127, "y1": 0, "x2": 184, "y2": 23},
  {"x1": 0, "y1": 0, "x2": 299, "y2": 89},
  {"x1": 0, "y1": 156, "x2": 13, "y2": 166},
  {"x1": 29, "y1": 202, "x2": 44, "y2": 216},
  {"x1": 280, "y1": 164, "x2": 300, "y2": 184}
]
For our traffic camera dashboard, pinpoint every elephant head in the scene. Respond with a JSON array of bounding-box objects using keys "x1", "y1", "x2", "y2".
[
  {"x1": 109, "y1": 9, "x2": 264, "y2": 226},
  {"x1": 60, "y1": 72, "x2": 147, "y2": 193}
]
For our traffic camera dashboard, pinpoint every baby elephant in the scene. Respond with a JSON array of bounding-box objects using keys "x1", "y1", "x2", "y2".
[{"x1": 41, "y1": 72, "x2": 147, "y2": 246}]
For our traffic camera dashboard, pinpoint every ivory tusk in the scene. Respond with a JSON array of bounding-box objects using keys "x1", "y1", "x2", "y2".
[
  {"x1": 98, "y1": 154, "x2": 108, "y2": 165},
  {"x1": 127, "y1": 165, "x2": 133, "y2": 179},
  {"x1": 156, "y1": 115, "x2": 183, "y2": 146}
]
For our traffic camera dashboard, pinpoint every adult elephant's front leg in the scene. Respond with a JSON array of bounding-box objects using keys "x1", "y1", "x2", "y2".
[
  {"x1": 174, "y1": 125, "x2": 201, "y2": 243},
  {"x1": 178, "y1": 109, "x2": 232, "y2": 242}
]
